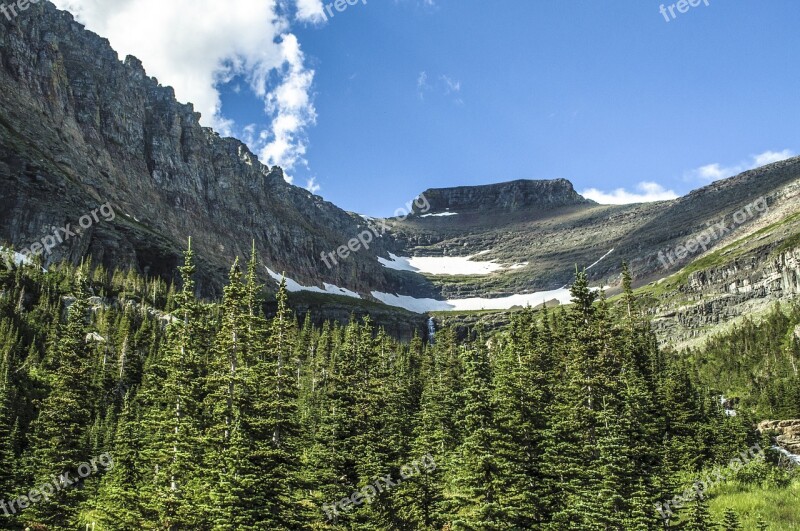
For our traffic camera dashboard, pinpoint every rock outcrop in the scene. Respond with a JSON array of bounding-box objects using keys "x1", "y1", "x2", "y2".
[
  {"x1": 649, "y1": 244, "x2": 800, "y2": 347},
  {"x1": 758, "y1": 420, "x2": 800, "y2": 455}
]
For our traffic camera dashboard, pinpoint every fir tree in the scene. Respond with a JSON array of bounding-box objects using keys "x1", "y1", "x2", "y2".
[
  {"x1": 24, "y1": 274, "x2": 93, "y2": 527},
  {"x1": 720, "y1": 508, "x2": 741, "y2": 530},
  {"x1": 138, "y1": 242, "x2": 209, "y2": 528},
  {"x1": 685, "y1": 495, "x2": 716, "y2": 531}
]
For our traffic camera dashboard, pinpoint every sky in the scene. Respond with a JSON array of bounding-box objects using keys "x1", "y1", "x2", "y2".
[{"x1": 51, "y1": 0, "x2": 800, "y2": 216}]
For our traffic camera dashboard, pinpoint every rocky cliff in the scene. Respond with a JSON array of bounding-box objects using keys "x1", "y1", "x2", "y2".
[
  {"x1": 649, "y1": 246, "x2": 800, "y2": 347},
  {"x1": 415, "y1": 178, "x2": 594, "y2": 214},
  {"x1": 0, "y1": 1, "x2": 414, "y2": 299}
]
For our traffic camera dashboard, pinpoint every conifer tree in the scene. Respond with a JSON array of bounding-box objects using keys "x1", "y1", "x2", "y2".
[
  {"x1": 24, "y1": 274, "x2": 93, "y2": 527},
  {"x1": 401, "y1": 327, "x2": 461, "y2": 530},
  {"x1": 248, "y1": 278, "x2": 304, "y2": 529},
  {"x1": 96, "y1": 397, "x2": 144, "y2": 529},
  {"x1": 204, "y1": 259, "x2": 261, "y2": 528},
  {"x1": 448, "y1": 335, "x2": 508, "y2": 529},
  {"x1": 490, "y1": 308, "x2": 552, "y2": 528},
  {"x1": 721, "y1": 508, "x2": 742, "y2": 530},
  {"x1": 138, "y1": 242, "x2": 208, "y2": 528},
  {"x1": 543, "y1": 270, "x2": 607, "y2": 528},
  {"x1": 0, "y1": 347, "x2": 18, "y2": 519},
  {"x1": 685, "y1": 495, "x2": 716, "y2": 531}
]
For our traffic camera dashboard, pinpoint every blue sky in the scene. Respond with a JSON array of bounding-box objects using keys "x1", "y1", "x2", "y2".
[{"x1": 55, "y1": 0, "x2": 800, "y2": 216}]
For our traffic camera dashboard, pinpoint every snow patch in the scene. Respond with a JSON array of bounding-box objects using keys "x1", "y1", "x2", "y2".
[
  {"x1": 1, "y1": 247, "x2": 47, "y2": 272},
  {"x1": 377, "y1": 254, "x2": 416, "y2": 272},
  {"x1": 378, "y1": 252, "x2": 506, "y2": 276},
  {"x1": 265, "y1": 267, "x2": 361, "y2": 299},
  {"x1": 420, "y1": 212, "x2": 459, "y2": 218},
  {"x1": 371, "y1": 287, "x2": 576, "y2": 314},
  {"x1": 1, "y1": 247, "x2": 32, "y2": 267},
  {"x1": 85, "y1": 332, "x2": 106, "y2": 342},
  {"x1": 586, "y1": 248, "x2": 615, "y2": 271},
  {"x1": 370, "y1": 292, "x2": 453, "y2": 313}
]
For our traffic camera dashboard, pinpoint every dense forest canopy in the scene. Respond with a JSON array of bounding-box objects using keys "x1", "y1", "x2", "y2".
[{"x1": 0, "y1": 250, "x2": 797, "y2": 530}]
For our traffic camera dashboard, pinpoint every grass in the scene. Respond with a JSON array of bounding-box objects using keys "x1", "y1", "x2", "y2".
[{"x1": 709, "y1": 478, "x2": 800, "y2": 530}]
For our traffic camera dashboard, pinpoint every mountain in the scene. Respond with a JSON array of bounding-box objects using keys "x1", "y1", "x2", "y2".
[
  {"x1": 388, "y1": 159, "x2": 800, "y2": 297},
  {"x1": 0, "y1": 1, "x2": 423, "y2": 301},
  {"x1": 2, "y1": 1, "x2": 800, "y2": 347}
]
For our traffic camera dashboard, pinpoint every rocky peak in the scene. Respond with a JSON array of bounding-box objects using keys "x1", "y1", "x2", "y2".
[
  {"x1": 0, "y1": 1, "x2": 412, "y2": 299},
  {"x1": 414, "y1": 178, "x2": 594, "y2": 214}
]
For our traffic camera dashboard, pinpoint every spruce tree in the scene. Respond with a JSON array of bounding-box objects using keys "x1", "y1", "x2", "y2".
[
  {"x1": 720, "y1": 508, "x2": 741, "y2": 530},
  {"x1": 684, "y1": 495, "x2": 716, "y2": 531},
  {"x1": 248, "y1": 278, "x2": 304, "y2": 529},
  {"x1": 96, "y1": 397, "x2": 144, "y2": 529},
  {"x1": 448, "y1": 334, "x2": 508, "y2": 529},
  {"x1": 138, "y1": 243, "x2": 208, "y2": 528},
  {"x1": 24, "y1": 275, "x2": 93, "y2": 527}
]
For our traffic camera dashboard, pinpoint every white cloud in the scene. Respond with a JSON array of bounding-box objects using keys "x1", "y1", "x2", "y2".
[
  {"x1": 417, "y1": 71, "x2": 462, "y2": 104},
  {"x1": 305, "y1": 176, "x2": 320, "y2": 194},
  {"x1": 581, "y1": 182, "x2": 678, "y2": 205},
  {"x1": 417, "y1": 71, "x2": 429, "y2": 99},
  {"x1": 685, "y1": 149, "x2": 796, "y2": 183},
  {"x1": 754, "y1": 149, "x2": 795, "y2": 166},
  {"x1": 52, "y1": 0, "x2": 318, "y2": 173},
  {"x1": 257, "y1": 34, "x2": 317, "y2": 171},
  {"x1": 441, "y1": 75, "x2": 461, "y2": 94},
  {"x1": 296, "y1": 0, "x2": 326, "y2": 23}
]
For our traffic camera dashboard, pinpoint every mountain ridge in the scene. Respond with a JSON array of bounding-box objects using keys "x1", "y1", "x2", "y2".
[{"x1": 2, "y1": 1, "x2": 800, "y2": 346}]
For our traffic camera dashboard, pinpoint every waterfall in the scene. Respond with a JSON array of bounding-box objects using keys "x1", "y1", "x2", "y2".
[
  {"x1": 770, "y1": 446, "x2": 800, "y2": 467},
  {"x1": 427, "y1": 317, "x2": 436, "y2": 345}
]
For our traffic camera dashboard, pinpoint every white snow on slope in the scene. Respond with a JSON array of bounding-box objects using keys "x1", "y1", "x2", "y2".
[
  {"x1": 420, "y1": 212, "x2": 459, "y2": 218},
  {"x1": 370, "y1": 292, "x2": 454, "y2": 313},
  {"x1": 586, "y1": 248, "x2": 615, "y2": 271},
  {"x1": 371, "y1": 287, "x2": 575, "y2": 314},
  {"x1": 378, "y1": 252, "x2": 506, "y2": 276},
  {"x1": 1, "y1": 247, "x2": 47, "y2": 272},
  {"x1": 1, "y1": 247, "x2": 32, "y2": 268},
  {"x1": 265, "y1": 267, "x2": 361, "y2": 299}
]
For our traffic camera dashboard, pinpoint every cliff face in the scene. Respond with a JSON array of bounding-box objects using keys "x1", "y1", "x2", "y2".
[
  {"x1": 0, "y1": 2, "x2": 407, "y2": 297},
  {"x1": 650, "y1": 247, "x2": 800, "y2": 345},
  {"x1": 416, "y1": 178, "x2": 594, "y2": 214}
]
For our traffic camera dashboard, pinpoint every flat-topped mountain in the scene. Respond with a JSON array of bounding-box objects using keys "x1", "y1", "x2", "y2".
[{"x1": 414, "y1": 178, "x2": 594, "y2": 214}]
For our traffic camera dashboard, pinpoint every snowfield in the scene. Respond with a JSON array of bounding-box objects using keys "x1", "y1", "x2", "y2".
[
  {"x1": 378, "y1": 252, "x2": 509, "y2": 276},
  {"x1": 419, "y1": 212, "x2": 459, "y2": 218},
  {"x1": 265, "y1": 267, "x2": 362, "y2": 299},
  {"x1": 371, "y1": 288, "x2": 575, "y2": 313},
  {"x1": 266, "y1": 248, "x2": 620, "y2": 314},
  {"x1": 263, "y1": 265, "x2": 575, "y2": 313}
]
